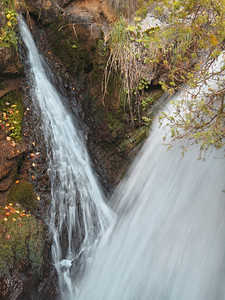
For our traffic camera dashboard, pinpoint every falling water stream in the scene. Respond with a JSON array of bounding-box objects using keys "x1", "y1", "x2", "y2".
[
  {"x1": 76, "y1": 56, "x2": 225, "y2": 300},
  {"x1": 19, "y1": 17, "x2": 225, "y2": 300},
  {"x1": 19, "y1": 17, "x2": 115, "y2": 299}
]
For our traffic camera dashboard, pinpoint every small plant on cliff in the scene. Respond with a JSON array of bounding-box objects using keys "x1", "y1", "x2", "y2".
[
  {"x1": 103, "y1": 17, "x2": 145, "y2": 123},
  {"x1": 106, "y1": 0, "x2": 225, "y2": 153},
  {"x1": 0, "y1": 92, "x2": 24, "y2": 143},
  {"x1": 149, "y1": 0, "x2": 225, "y2": 155},
  {"x1": 0, "y1": 2, "x2": 18, "y2": 48},
  {"x1": 1, "y1": 104, "x2": 22, "y2": 142}
]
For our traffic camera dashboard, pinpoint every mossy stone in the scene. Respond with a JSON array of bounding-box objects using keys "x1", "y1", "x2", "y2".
[
  {"x1": 0, "y1": 210, "x2": 43, "y2": 278},
  {"x1": 7, "y1": 181, "x2": 37, "y2": 211}
]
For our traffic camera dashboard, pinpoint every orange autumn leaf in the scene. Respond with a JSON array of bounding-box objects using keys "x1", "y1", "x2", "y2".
[{"x1": 10, "y1": 208, "x2": 16, "y2": 213}]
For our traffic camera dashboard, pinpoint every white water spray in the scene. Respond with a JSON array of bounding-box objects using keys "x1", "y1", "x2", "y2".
[
  {"x1": 76, "y1": 57, "x2": 225, "y2": 299},
  {"x1": 19, "y1": 16, "x2": 225, "y2": 300},
  {"x1": 19, "y1": 17, "x2": 115, "y2": 299}
]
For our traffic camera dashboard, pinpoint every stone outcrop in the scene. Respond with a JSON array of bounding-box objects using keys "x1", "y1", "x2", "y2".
[
  {"x1": 0, "y1": 48, "x2": 23, "y2": 76},
  {"x1": 25, "y1": 0, "x2": 116, "y2": 42}
]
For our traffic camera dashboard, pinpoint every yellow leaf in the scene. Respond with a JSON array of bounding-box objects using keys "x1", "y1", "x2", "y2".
[
  {"x1": 7, "y1": 21, "x2": 12, "y2": 27},
  {"x1": 210, "y1": 34, "x2": 218, "y2": 46},
  {"x1": 6, "y1": 14, "x2": 11, "y2": 19}
]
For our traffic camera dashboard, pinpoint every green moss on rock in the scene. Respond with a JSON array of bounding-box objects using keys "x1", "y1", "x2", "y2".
[
  {"x1": 119, "y1": 126, "x2": 149, "y2": 152},
  {"x1": 7, "y1": 181, "x2": 37, "y2": 211},
  {"x1": 0, "y1": 203, "x2": 43, "y2": 278},
  {"x1": 49, "y1": 22, "x2": 92, "y2": 77},
  {"x1": 0, "y1": 91, "x2": 24, "y2": 142}
]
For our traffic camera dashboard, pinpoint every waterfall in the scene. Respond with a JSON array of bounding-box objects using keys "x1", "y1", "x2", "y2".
[
  {"x1": 19, "y1": 17, "x2": 115, "y2": 299},
  {"x1": 76, "y1": 57, "x2": 225, "y2": 299},
  {"x1": 19, "y1": 15, "x2": 225, "y2": 300}
]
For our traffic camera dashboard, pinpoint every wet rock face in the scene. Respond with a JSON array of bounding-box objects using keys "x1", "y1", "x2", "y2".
[
  {"x1": 25, "y1": 0, "x2": 62, "y2": 24},
  {"x1": 0, "y1": 105, "x2": 27, "y2": 202},
  {"x1": 0, "y1": 48, "x2": 23, "y2": 76},
  {"x1": 0, "y1": 131, "x2": 27, "y2": 199},
  {"x1": 25, "y1": 0, "x2": 116, "y2": 41}
]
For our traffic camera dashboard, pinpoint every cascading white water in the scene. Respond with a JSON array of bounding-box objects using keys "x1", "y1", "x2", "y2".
[
  {"x1": 19, "y1": 17, "x2": 115, "y2": 299},
  {"x1": 19, "y1": 15, "x2": 225, "y2": 300},
  {"x1": 76, "y1": 57, "x2": 225, "y2": 299}
]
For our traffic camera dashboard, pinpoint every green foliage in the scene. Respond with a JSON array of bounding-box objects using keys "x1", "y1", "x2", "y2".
[
  {"x1": 107, "y1": 0, "x2": 225, "y2": 152},
  {"x1": 0, "y1": 91, "x2": 24, "y2": 143},
  {"x1": 105, "y1": 112, "x2": 126, "y2": 138},
  {"x1": 136, "y1": 0, "x2": 150, "y2": 18},
  {"x1": 118, "y1": 126, "x2": 149, "y2": 152},
  {"x1": 49, "y1": 22, "x2": 92, "y2": 75},
  {"x1": 149, "y1": 0, "x2": 225, "y2": 154},
  {"x1": 103, "y1": 17, "x2": 144, "y2": 123},
  {"x1": 7, "y1": 181, "x2": 37, "y2": 211},
  {"x1": 160, "y1": 78, "x2": 225, "y2": 157},
  {"x1": 0, "y1": 2, "x2": 18, "y2": 49},
  {"x1": 138, "y1": 78, "x2": 150, "y2": 91}
]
